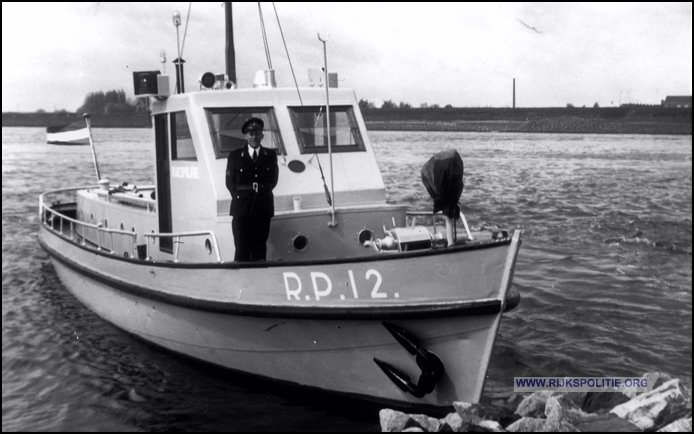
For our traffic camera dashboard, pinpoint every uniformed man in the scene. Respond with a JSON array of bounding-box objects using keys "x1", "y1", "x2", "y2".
[{"x1": 225, "y1": 117, "x2": 279, "y2": 261}]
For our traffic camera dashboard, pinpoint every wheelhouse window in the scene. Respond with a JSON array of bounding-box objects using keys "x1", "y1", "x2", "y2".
[
  {"x1": 205, "y1": 108, "x2": 285, "y2": 158},
  {"x1": 288, "y1": 105, "x2": 365, "y2": 154},
  {"x1": 171, "y1": 111, "x2": 196, "y2": 160}
]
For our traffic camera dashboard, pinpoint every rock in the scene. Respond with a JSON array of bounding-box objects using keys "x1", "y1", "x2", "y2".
[
  {"x1": 657, "y1": 416, "x2": 692, "y2": 432},
  {"x1": 477, "y1": 420, "x2": 505, "y2": 432},
  {"x1": 380, "y1": 409, "x2": 410, "y2": 432},
  {"x1": 582, "y1": 389, "x2": 631, "y2": 413},
  {"x1": 556, "y1": 392, "x2": 587, "y2": 408},
  {"x1": 541, "y1": 417, "x2": 580, "y2": 432},
  {"x1": 622, "y1": 372, "x2": 674, "y2": 399},
  {"x1": 453, "y1": 402, "x2": 483, "y2": 425},
  {"x1": 652, "y1": 407, "x2": 694, "y2": 432},
  {"x1": 610, "y1": 378, "x2": 691, "y2": 430},
  {"x1": 505, "y1": 417, "x2": 546, "y2": 432},
  {"x1": 405, "y1": 414, "x2": 441, "y2": 432},
  {"x1": 453, "y1": 401, "x2": 519, "y2": 427},
  {"x1": 379, "y1": 409, "x2": 442, "y2": 432},
  {"x1": 439, "y1": 412, "x2": 463, "y2": 432},
  {"x1": 545, "y1": 394, "x2": 598, "y2": 425},
  {"x1": 573, "y1": 413, "x2": 641, "y2": 432},
  {"x1": 515, "y1": 391, "x2": 554, "y2": 418}
]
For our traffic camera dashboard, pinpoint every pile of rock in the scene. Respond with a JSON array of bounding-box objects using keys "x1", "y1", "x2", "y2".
[{"x1": 380, "y1": 373, "x2": 692, "y2": 432}]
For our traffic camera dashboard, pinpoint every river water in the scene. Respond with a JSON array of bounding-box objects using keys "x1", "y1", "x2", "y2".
[{"x1": 2, "y1": 127, "x2": 691, "y2": 431}]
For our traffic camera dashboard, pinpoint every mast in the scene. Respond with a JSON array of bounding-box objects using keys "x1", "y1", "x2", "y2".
[{"x1": 225, "y1": 2, "x2": 237, "y2": 85}]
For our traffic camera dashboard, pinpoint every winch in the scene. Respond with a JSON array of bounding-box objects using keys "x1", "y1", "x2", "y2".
[{"x1": 365, "y1": 224, "x2": 445, "y2": 252}]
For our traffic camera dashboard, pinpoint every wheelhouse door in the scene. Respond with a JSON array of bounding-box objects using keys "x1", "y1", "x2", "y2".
[{"x1": 154, "y1": 114, "x2": 173, "y2": 252}]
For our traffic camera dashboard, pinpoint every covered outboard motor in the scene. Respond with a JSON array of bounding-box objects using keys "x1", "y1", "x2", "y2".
[{"x1": 421, "y1": 149, "x2": 464, "y2": 219}]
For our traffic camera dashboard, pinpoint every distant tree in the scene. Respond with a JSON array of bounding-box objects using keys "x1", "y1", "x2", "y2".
[
  {"x1": 35, "y1": 108, "x2": 46, "y2": 113},
  {"x1": 77, "y1": 89, "x2": 135, "y2": 114},
  {"x1": 358, "y1": 99, "x2": 375, "y2": 110},
  {"x1": 593, "y1": 102, "x2": 600, "y2": 108},
  {"x1": 381, "y1": 100, "x2": 397, "y2": 109},
  {"x1": 105, "y1": 102, "x2": 137, "y2": 113},
  {"x1": 566, "y1": 103, "x2": 575, "y2": 108},
  {"x1": 398, "y1": 101, "x2": 412, "y2": 109},
  {"x1": 444, "y1": 104, "x2": 453, "y2": 109},
  {"x1": 430, "y1": 103, "x2": 440, "y2": 109},
  {"x1": 419, "y1": 102, "x2": 428, "y2": 108}
]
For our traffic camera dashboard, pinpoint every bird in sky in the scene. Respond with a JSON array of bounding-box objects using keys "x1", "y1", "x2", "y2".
[{"x1": 518, "y1": 19, "x2": 543, "y2": 34}]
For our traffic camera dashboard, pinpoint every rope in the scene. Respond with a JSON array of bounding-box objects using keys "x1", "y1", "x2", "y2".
[
  {"x1": 272, "y1": 2, "x2": 331, "y2": 206},
  {"x1": 258, "y1": 3, "x2": 273, "y2": 69},
  {"x1": 273, "y1": 3, "x2": 302, "y2": 106},
  {"x1": 180, "y1": 3, "x2": 192, "y2": 57}
]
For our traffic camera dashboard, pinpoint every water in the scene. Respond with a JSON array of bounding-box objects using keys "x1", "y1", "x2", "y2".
[{"x1": 2, "y1": 127, "x2": 691, "y2": 430}]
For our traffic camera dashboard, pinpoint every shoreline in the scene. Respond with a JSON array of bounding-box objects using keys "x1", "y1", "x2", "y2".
[
  {"x1": 2, "y1": 109, "x2": 691, "y2": 135},
  {"x1": 364, "y1": 119, "x2": 692, "y2": 135}
]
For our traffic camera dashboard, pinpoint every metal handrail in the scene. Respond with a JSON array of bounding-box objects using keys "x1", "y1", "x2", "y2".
[
  {"x1": 40, "y1": 198, "x2": 138, "y2": 257},
  {"x1": 40, "y1": 187, "x2": 224, "y2": 263},
  {"x1": 143, "y1": 231, "x2": 223, "y2": 263}
]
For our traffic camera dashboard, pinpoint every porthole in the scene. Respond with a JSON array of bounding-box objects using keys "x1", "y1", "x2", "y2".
[
  {"x1": 292, "y1": 234, "x2": 309, "y2": 252},
  {"x1": 104, "y1": 219, "x2": 108, "y2": 228},
  {"x1": 358, "y1": 229, "x2": 373, "y2": 246},
  {"x1": 204, "y1": 238, "x2": 213, "y2": 255},
  {"x1": 288, "y1": 160, "x2": 306, "y2": 173},
  {"x1": 120, "y1": 223, "x2": 124, "y2": 230}
]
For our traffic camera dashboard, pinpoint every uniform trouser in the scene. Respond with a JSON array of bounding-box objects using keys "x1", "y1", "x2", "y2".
[{"x1": 232, "y1": 216, "x2": 272, "y2": 262}]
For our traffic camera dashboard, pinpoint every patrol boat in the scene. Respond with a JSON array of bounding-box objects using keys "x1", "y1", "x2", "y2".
[{"x1": 37, "y1": 5, "x2": 522, "y2": 408}]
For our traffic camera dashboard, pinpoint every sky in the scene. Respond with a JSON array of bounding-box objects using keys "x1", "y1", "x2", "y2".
[{"x1": 2, "y1": 2, "x2": 692, "y2": 112}]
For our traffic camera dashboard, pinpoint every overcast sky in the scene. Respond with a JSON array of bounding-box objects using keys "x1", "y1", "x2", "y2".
[{"x1": 2, "y1": 2, "x2": 691, "y2": 112}]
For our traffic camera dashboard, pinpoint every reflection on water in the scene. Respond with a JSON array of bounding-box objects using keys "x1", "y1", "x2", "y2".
[{"x1": 2, "y1": 127, "x2": 692, "y2": 430}]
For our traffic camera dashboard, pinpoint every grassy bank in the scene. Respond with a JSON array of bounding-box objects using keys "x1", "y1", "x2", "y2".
[
  {"x1": 2, "y1": 112, "x2": 151, "y2": 128},
  {"x1": 362, "y1": 106, "x2": 691, "y2": 135},
  {"x1": 3, "y1": 106, "x2": 691, "y2": 135}
]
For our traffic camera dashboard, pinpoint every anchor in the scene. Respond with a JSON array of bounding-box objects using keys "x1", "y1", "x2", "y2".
[{"x1": 373, "y1": 322, "x2": 445, "y2": 398}]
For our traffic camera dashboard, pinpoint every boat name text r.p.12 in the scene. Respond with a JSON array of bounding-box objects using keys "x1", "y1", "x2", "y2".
[{"x1": 283, "y1": 269, "x2": 399, "y2": 301}]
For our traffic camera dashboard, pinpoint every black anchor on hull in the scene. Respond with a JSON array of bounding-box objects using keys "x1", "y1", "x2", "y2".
[{"x1": 373, "y1": 322, "x2": 445, "y2": 398}]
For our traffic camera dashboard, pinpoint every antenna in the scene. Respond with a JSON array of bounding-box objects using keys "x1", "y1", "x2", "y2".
[
  {"x1": 318, "y1": 33, "x2": 336, "y2": 227},
  {"x1": 173, "y1": 11, "x2": 185, "y2": 93}
]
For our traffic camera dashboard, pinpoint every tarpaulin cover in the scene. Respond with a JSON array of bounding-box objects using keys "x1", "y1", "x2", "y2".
[{"x1": 420, "y1": 149, "x2": 464, "y2": 219}]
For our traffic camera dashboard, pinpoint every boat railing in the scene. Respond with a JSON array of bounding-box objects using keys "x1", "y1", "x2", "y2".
[
  {"x1": 40, "y1": 188, "x2": 224, "y2": 263},
  {"x1": 143, "y1": 231, "x2": 223, "y2": 263},
  {"x1": 39, "y1": 187, "x2": 139, "y2": 258},
  {"x1": 406, "y1": 210, "x2": 474, "y2": 241}
]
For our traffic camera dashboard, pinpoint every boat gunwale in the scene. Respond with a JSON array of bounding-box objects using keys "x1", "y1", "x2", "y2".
[
  {"x1": 38, "y1": 229, "x2": 521, "y2": 319},
  {"x1": 39, "y1": 212, "x2": 513, "y2": 269}
]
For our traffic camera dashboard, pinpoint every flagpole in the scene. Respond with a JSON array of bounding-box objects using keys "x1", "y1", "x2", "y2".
[{"x1": 83, "y1": 114, "x2": 101, "y2": 181}]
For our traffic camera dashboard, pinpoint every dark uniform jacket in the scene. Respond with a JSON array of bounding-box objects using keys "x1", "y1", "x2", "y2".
[{"x1": 225, "y1": 146, "x2": 279, "y2": 217}]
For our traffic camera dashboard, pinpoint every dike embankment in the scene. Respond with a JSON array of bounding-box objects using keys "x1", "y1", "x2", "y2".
[
  {"x1": 3, "y1": 106, "x2": 691, "y2": 135},
  {"x1": 362, "y1": 106, "x2": 691, "y2": 135}
]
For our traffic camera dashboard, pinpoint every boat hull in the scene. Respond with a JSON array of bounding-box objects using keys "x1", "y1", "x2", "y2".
[{"x1": 38, "y1": 224, "x2": 521, "y2": 407}]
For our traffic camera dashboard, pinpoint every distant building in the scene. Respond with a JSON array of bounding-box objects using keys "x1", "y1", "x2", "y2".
[{"x1": 661, "y1": 96, "x2": 692, "y2": 108}]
